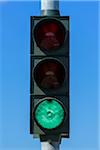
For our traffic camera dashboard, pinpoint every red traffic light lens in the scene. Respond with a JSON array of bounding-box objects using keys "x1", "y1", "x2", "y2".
[
  {"x1": 34, "y1": 59, "x2": 65, "y2": 89},
  {"x1": 34, "y1": 19, "x2": 66, "y2": 51}
]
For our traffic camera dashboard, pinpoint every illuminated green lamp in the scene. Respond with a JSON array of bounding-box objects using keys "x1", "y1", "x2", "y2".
[{"x1": 35, "y1": 98, "x2": 65, "y2": 130}]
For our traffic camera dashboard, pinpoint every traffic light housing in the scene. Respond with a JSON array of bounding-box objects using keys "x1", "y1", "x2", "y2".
[{"x1": 30, "y1": 16, "x2": 69, "y2": 142}]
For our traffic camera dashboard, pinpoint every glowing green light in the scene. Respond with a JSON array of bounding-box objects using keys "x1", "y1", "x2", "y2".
[{"x1": 35, "y1": 98, "x2": 64, "y2": 129}]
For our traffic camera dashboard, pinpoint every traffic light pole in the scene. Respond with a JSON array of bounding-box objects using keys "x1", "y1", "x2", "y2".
[
  {"x1": 41, "y1": 0, "x2": 60, "y2": 16},
  {"x1": 41, "y1": 141, "x2": 60, "y2": 150},
  {"x1": 41, "y1": 1, "x2": 60, "y2": 150}
]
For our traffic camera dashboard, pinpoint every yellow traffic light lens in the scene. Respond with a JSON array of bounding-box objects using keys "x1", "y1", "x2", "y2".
[
  {"x1": 34, "y1": 59, "x2": 65, "y2": 90},
  {"x1": 34, "y1": 98, "x2": 65, "y2": 129}
]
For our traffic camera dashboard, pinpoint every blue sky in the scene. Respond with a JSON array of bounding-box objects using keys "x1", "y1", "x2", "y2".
[{"x1": 0, "y1": 1, "x2": 99, "y2": 150}]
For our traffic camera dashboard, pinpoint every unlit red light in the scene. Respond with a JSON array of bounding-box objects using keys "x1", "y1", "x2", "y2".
[{"x1": 34, "y1": 19, "x2": 65, "y2": 51}]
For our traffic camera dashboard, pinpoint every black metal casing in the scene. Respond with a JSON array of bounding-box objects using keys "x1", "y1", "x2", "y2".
[{"x1": 30, "y1": 16, "x2": 70, "y2": 142}]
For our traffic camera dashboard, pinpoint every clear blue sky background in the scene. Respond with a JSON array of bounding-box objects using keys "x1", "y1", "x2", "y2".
[{"x1": 0, "y1": 1, "x2": 99, "y2": 150}]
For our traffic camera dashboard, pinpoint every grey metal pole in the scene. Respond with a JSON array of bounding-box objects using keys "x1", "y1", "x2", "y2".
[
  {"x1": 41, "y1": 0, "x2": 60, "y2": 16},
  {"x1": 41, "y1": 141, "x2": 60, "y2": 150}
]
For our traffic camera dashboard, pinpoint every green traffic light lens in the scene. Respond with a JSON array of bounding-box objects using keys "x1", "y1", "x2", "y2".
[{"x1": 34, "y1": 98, "x2": 65, "y2": 130}]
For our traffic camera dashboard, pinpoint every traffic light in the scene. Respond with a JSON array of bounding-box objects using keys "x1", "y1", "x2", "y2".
[{"x1": 30, "y1": 16, "x2": 69, "y2": 142}]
